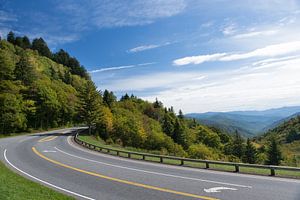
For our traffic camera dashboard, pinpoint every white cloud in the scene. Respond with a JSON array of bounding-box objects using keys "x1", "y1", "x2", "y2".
[
  {"x1": 57, "y1": 0, "x2": 186, "y2": 28},
  {"x1": 220, "y1": 41, "x2": 300, "y2": 61},
  {"x1": 173, "y1": 53, "x2": 227, "y2": 66},
  {"x1": 142, "y1": 57, "x2": 300, "y2": 113},
  {"x1": 90, "y1": 62, "x2": 155, "y2": 73},
  {"x1": 128, "y1": 42, "x2": 171, "y2": 53},
  {"x1": 173, "y1": 41, "x2": 300, "y2": 66},
  {"x1": 233, "y1": 30, "x2": 278, "y2": 39},
  {"x1": 222, "y1": 23, "x2": 237, "y2": 36}
]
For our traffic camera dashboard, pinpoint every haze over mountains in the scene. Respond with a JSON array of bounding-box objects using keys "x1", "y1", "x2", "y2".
[{"x1": 186, "y1": 106, "x2": 300, "y2": 138}]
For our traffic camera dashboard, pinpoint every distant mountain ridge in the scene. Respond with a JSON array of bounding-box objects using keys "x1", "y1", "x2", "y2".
[{"x1": 186, "y1": 106, "x2": 300, "y2": 137}]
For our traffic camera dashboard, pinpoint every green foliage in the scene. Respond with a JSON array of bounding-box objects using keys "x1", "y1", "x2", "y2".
[
  {"x1": 187, "y1": 143, "x2": 215, "y2": 159},
  {"x1": 231, "y1": 131, "x2": 245, "y2": 159},
  {"x1": 77, "y1": 81, "x2": 102, "y2": 134},
  {"x1": 103, "y1": 89, "x2": 116, "y2": 108},
  {"x1": 242, "y1": 138, "x2": 258, "y2": 164},
  {"x1": 265, "y1": 137, "x2": 282, "y2": 165},
  {"x1": 32, "y1": 38, "x2": 52, "y2": 58}
]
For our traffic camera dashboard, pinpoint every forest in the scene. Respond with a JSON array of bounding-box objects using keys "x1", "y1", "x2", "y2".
[{"x1": 0, "y1": 32, "x2": 284, "y2": 166}]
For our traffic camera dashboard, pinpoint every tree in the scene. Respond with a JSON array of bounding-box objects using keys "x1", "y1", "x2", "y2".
[
  {"x1": 162, "y1": 112, "x2": 175, "y2": 137},
  {"x1": 22, "y1": 36, "x2": 31, "y2": 49},
  {"x1": 173, "y1": 119, "x2": 187, "y2": 148},
  {"x1": 120, "y1": 93, "x2": 130, "y2": 101},
  {"x1": 178, "y1": 109, "x2": 184, "y2": 119},
  {"x1": 96, "y1": 106, "x2": 113, "y2": 140},
  {"x1": 78, "y1": 81, "x2": 102, "y2": 135},
  {"x1": 31, "y1": 38, "x2": 52, "y2": 58},
  {"x1": 103, "y1": 89, "x2": 116, "y2": 108},
  {"x1": 7, "y1": 31, "x2": 15, "y2": 44},
  {"x1": 266, "y1": 137, "x2": 282, "y2": 165},
  {"x1": 286, "y1": 128, "x2": 300, "y2": 143},
  {"x1": 231, "y1": 131, "x2": 245, "y2": 159},
  {"x1": 153, "y1": 98, "x2": 163, "y2": 108},
  {"x1": 243, "y1": 138, "x2": 258, "y2": 164},
  {"x1": 0, "y1": 49, "x2": 15, "y2": 80},
  {"x1": 14, "y1": 52, "x2": 36, "y2": 85}
]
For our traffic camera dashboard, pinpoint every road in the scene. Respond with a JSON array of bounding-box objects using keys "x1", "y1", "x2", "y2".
[{"x1": 0, "y1": 128, "x2": 299, "y2": 200}]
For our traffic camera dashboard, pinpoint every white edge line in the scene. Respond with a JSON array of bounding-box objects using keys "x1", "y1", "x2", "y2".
[
  {"x1": 68, "y1": 136, "x2": 300, "y2": 184},
  {"x1": 3, "y1": 149, "x2": 95, "y2": 200},
  {"x1": 54, "y1": 146, "x2": 252, "y2": 189}
]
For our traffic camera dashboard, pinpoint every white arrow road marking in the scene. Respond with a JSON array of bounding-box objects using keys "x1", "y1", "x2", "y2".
[{"x1": 204, "y1": 187, "x2": 238, "y2": 193}]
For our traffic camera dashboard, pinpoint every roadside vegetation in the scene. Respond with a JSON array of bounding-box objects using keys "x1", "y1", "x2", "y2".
[
  {"x1": 0, "y1": 162, "x2": 74, "y2": 200},
  {"x1": 0, "y1": 31, "x2": 296, "y2": 167}
]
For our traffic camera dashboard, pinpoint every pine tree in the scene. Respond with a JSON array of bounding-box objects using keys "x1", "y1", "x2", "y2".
[
  {"x1": 266, "y1": 137, "x2": 282, "y2": 165},
  {"x1": 22, "y1": 36, "x2": 31, "y2": 49},
  {"x1": 173, "y1": 119, "x2": 187, "y2": 148},
  {"x1": 232, "y1": 130, "x2": 245, "y2": 159},
  {"x1": 103, "y1": 89, "x2": 116, "y2": 108},
  {"x1": 7, "y1": 31, "x2": 15, "y2": 44},
  {"x1": 31, "y1": 38, "x2": 52, "y2": 58},
  {"x1": 78, "y1": 81, "x2": 102, "y2": 135},
  {"x1": 243, "y1": 138, "x2": 257, "y2": 164},
  {"x1": 178, "y1": 109, "x2": 184, "y2": 119},
  {"x1": 162, "y1": 113, "x2": 175, "y2": 137}
]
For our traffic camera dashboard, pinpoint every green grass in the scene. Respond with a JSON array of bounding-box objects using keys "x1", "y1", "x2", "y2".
[
  {"x1": 78, "y1": 134, "x2": 300, "y2": 179},
  {"x1": 0, "y1": 161, "x2": 74, "y2": 200}
]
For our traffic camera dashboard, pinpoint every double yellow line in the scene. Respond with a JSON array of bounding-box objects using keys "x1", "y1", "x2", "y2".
[
  {"x1": 38, "y1": 136, "x2": 58, "y2": 143},
  {"x1": 32, "y1": 147, "x2": 219, "y2": 200}
]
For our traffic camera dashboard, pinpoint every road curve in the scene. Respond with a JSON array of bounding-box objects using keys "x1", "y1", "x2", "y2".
[{"x1": 0, "y1": 128, "x2": 299, "y2": 200}]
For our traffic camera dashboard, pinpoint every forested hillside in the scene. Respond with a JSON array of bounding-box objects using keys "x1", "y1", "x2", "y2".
[
  {"x1": 0, "y1": 32, "x2": 285, "y2": 165},
  {"x1": 256, "y1": 115, "x2": 300, "y2": 166},
  {"x1": 0, "y1": 32, "x2": 88, "y2": 134}
]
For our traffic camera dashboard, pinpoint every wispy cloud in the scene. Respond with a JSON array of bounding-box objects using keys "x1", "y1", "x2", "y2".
[
  {"x1": 233, "y1": 30, "x2": 278, "y2": 39},
  {"x1": 222, "y1": 23, "x2": 237, "y2": 36},
  {"x1": 90, "y1": 62, "x2": 156, "y2": 73},
  {"x1": 128, "y1": 42, "x2": 170, "y2": 53},
  {"x1": 173, "y1": 53, "x2": 227, "y2": 66},
  {"x1": 173, "y1": 41, "x2": 300, "y2": 66}
]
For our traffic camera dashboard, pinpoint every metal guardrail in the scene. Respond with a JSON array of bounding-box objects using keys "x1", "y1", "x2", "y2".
[{"x1": 74, "y1": 129, "x2": 300, "y2": 177}]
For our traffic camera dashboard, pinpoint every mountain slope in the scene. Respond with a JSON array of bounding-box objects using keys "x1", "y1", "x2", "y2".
[{"x1": 186, "y1": 106, "x2": 300, "y2": 137}]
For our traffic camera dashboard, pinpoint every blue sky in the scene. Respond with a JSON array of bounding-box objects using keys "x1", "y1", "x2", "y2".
[{"x1": 1, "y1": 0, "x2": 300, "y2": 113}]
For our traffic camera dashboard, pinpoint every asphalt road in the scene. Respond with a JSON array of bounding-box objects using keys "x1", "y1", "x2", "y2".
[{"x1": 1, "y1": 128, "x2": 300, "y2": 200}]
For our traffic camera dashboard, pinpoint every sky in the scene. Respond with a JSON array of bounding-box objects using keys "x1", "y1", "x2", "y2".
[{"x1": 1, "y1": 0, "x2": 300, "y2": 113}]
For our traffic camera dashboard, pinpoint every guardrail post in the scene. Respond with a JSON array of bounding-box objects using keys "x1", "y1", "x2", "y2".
[
  {"x1": 116, "y1": 151, "x2": 119, "y2": 156},
  {"x1": 205, "y1": 162, "x2": 209, "y2": 169},
  {"x1": 235, "y1": 165, "x2": 239, "y2": 172},
  {"x1": 142, "y1": 155, "x2": 146, "y2": 160},
  {"x1": 107, "y1": 149, "x2": 110, "y2": 153},
  {"x1": 180, "y1": 159, "x2": 184, "y2": 166},
  {"x1": 128, "y1": 153, "x2": 131, "y2": 158},
  {"x1": 270, "y1": 168, "x2": 275, "y2": 176},
  {"x1": 160, "y1": 157, "x2": 163, "y2": 163}
]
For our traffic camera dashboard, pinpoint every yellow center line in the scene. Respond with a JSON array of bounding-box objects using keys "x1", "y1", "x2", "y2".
[
  {"x1": 32, "y1": 147, "x2": 219, "y2": 200},
  {"x1": 38, "y1": 136, "x2": 58, "y2": 143}
]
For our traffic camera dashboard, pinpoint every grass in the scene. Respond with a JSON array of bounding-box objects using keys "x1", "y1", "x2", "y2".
[
  {"x1": 78, "y1": 134, "x2": 300, "y2": 179},
  {"x1": 0, "y1": 161, "x2": 74, "y2": 200}
]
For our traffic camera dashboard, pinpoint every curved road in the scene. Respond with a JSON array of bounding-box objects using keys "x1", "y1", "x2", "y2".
[{"x1": 1, "y1": 128, "x2": 300, "y2": 200}]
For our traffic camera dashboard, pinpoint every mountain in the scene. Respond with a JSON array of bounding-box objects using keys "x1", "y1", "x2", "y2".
[
  {"x1": 186, "y1": 106, "x2": 300, "y2": 137},
  {"x1": 257, "y1": 115, "x2": 300, "y2": 166}
]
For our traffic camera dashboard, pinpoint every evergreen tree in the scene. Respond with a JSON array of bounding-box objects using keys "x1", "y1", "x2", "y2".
[
  {"x1": 22, "y1": 36, "x2": 31, "y2": 49},
  {"x1": 243, "y1": 138, "x2": 257, "y2": 164},
  {"x1": 162, "y1": 113, "x2": 175, "y2": 137},
  {"x1": 266, "y1": 137, "x2": 282, "y2": 165},
  {"x1": 31, "y1": 38, "x2": 52, "y2": 58},
  {"x1": 173, "y1": 119, "x2": 187, "y2": 148},
  {"x1": 7, "y1": 31, "x2": 15, "y2": 44},
  {"x1": 103, "y1": 89, "x2": 116, "y2": 108},
  {"x1": 120, "y1": 93, "x2": 130, "y2": 101},
  {"x1": 232, "y1": 130, "x2": 245, "y2": 159},
  {"x1": 153, "y1": 98, "x2": 163, "y2": 108},
  {"x1": 78, "y1": 81, "x2": 102, "y2": 135},
  {"x1": 178, "y1": 109, "x2": 184, "y2": 119}
]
